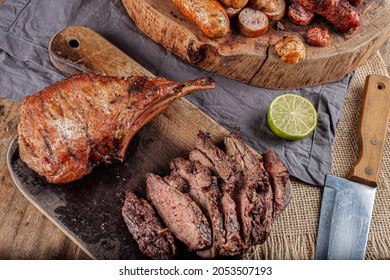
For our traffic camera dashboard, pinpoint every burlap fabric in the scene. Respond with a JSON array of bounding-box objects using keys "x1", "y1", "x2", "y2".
[{"x1": 245, "y1": 51, "x2": 390, "y2": 260}]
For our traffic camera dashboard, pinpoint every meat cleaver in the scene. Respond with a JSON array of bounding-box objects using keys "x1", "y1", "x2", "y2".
[{"x1": 315, "y1": 74, "x2": 390, "y2": 260}]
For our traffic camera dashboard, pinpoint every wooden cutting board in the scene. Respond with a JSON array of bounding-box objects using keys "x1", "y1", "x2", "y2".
[
  {"x1": 8, "y1": 25, "x2": 229, "y2": 260},
  {"x1": 7, "y1": 25, "x2": 288, "y2": 260},
  {"x1": 122, "y1": 0, "x2": 390, "y2": 89}
]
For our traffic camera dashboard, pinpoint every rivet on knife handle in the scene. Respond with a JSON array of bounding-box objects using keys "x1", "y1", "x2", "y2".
[
  {"x1": 347, "y1": 75, "x2": 390, "y2": 187},
  {"x1": 48, "y1": 25, "x2": 154, "y2": 77}
]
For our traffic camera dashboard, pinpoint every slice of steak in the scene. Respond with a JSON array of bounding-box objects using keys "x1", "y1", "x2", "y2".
[
  {"x1": 193, "y1": 132, "x2": 238, "y2": 192},
  {"x1": 169, "y1": 157, "x2": 225, "y2": 259},
  {"x1": 218, "y1": 193, "x2": 243, "y2": 256},
  {"x1": 262, "y1": 150, "x2": 290, "y2": 220},
  {"x1": 189, "y1": 149, "x2": 216, "y2": 173},
  {"x1": 191, "y1": 132, "x2": 243, "y2": 256},
  {"x1": 121, "y1": 191, "x2": 176, "y2": 260},
  {"x1": 251, "y1": 179, "x2": 274, "y2": 245},
  {"x1": 146, "y1": 173, "x2": 212, "y2": 251},
  {"x1": 224, "y1": 132, "x2": 273, "y2": 246},
  {"x1": 163, "y1": 172, "x2": 189, "y2": 193}
]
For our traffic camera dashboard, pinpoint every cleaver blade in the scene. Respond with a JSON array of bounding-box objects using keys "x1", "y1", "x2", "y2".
[
  {"x1": 315, "y1": 75, "x2": 390, "y2": 260},
  {"x1": 315, "y1": 175, "x2": 376, "y2": 259}
]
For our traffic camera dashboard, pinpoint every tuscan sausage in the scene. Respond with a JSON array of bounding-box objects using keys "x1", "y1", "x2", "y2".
[
  {"x1": 249, "y1": 0, "x2": 280, "y2": 13},
  {"x1": 297, "y1": 0, "x2": 360, "y2": 33},
  {"x1": 274, "y1": 36, "x2": 306, "y2": 64},
  {"x1": 225, "y1": 6, "x2": 243, "y2": 18},
  {"x1": 263, "y1": 0, "x2": 286, "y2": 21},
  {"x1": 238, "y1": 7, "x2": 269, "y2": 37},
  {"x1": 288, "y1": 3, "x2": 315, "y2": 26},
  {"x1": 219, "y1": 0, "x2": 249, "y2": 9},
  {"x1": 306, "y1": 26, "x2": 331, "y2": 47},
  {"x1": 172, "y1": 0, "x2": 230, "y2": 38}
]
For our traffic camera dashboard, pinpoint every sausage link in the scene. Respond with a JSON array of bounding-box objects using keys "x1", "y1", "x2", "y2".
[
  {"x1": 238, "y1": 7, "x2": 269, "y2": 37},
  {"x1": 288, "y1": 3, "x2": 315, "y2": 26},
  {"x1": 274, "y1": 36, "x2": 306, "y2": 64},
  {"x1": 297, "y1": 0, "x2": 360, "y2": 33},
  {"x1": 249, "y1": 0, "x2": 280, "y2": 13},
  {"x1": 172, "y1": 0, "x2": 230, "y2": 38},
  {"x1": 306, "y1": 26, "x2": 331, "y2": 47},
  {"x1": 219, "y1": 0, "x2": 249, "y2": 9}
]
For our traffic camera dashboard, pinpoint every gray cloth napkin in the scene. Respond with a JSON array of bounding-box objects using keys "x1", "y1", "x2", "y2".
[{"x1": 0, "y1": 0, "x2": 353, "y2": 186}]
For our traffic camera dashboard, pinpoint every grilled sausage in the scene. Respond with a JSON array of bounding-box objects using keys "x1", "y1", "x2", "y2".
[
  {"x1": 249, "y1": 0, "x2": 279, "y2": 13},
  {"x1": 274, "y1": 36, "x2": 306, "y2": 64},
  {"x1": 225, "y1": 6, "x2": 243, "y2": 18},
  {"x1": 288, "y1": 3, "x2": 315, "y2": 26},
  {"x1": 238, "y1": 7, "x2": 269, "y2": 37},
  {"x1": 219, "y1": 0, "x2": 248, "y2": 9},
  {"x1": 306, "y1": 26, "x2": 331, "y2": 47},
  {"x1": 172, "y1": 0, "x2": 230, "y2": 38},
  {"x1": 263, "y1": 0, "x2": 286, "y2": 21},
  {"x1": 297, "y1": 0, "x2": 360, "y2": 33}
]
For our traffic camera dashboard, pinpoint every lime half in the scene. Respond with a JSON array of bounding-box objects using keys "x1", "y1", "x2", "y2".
[{"x1": 267, "y1": 94, "x2": 318, "y2": 140}]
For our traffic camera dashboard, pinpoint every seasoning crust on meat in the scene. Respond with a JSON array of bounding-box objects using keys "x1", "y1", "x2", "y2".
[{"x1": 18, "y1": 73, "x2": 215, "y2": 183}]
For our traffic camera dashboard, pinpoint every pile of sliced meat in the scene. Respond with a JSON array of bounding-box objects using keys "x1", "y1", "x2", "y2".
[{"x1": 122, "y1": 131, "x2": 291, "y2": 259}]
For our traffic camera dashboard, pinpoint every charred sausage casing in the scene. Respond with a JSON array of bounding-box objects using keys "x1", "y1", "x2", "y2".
[
  {"x1": 274, "y1": 36, "x2": 306, "y2": 64},
  {"x1": 306, "y1": 26, "x2": 331, "y2": 47},
  {"x1": 288, "y1": 3, "x2": 315, "y2": 26},
  {"x1": 297, "y1": 0, "x2": 360, "y2": 33},
  {"x1": 172, "y1": 0, "x2": 230, "y2": 38},
  {"x1": 219, "y1": 0, "x2": 249, "y2": 9},
  {"x1": 249, "y1": 0, "x2": 280, "y2": 13}
]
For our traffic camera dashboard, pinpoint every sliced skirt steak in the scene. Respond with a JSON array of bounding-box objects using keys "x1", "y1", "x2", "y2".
[
  {"x1": 169, "y1": 157, "x2": 226, "y2": 259},
  {"x1": 146, "y1": 173, "x2": 212, "y2": 251}
]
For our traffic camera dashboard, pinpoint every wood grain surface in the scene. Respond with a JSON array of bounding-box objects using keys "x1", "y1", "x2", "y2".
[
  {"x1": 347, "y1": 75, "x2": 390, "y2": 187},
  {"x1": 122, "y1": 0, "x2": 390, "y2": 89}
]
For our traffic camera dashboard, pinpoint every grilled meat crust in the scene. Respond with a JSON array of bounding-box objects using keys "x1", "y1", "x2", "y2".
[
  {"x1": 121, "y1": 130, "x2": 291, "y2": 259},
  {"x1": 191, "y1": 132, "x2": 243, "y2": 256},
  {"x1": 224, "y1": 132, "x2": 273, "y2": 247},
  {"x1": 297, "y1": 0, "x2": 360, "y2": 33},
  {"x1": 122, "y1": 191, "x2": 177, "y2": 260},
  {"x1": 18, "y1": 73, "x2": 215, "y2": 183},
  {"x1": 169, "y1": 157, "x2": 226, "y2": 259},
  {"x1": 263, "y1": 150, "x2": 290, "y2": 220}
]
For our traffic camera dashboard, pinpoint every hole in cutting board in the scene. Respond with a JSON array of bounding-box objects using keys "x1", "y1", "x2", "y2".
[
  {"x1": 68, "y1": 38, "x2": 80, "y2": 49},
  {"x1": 377, "y1": 82, "x2": 386, "y2": 90}
]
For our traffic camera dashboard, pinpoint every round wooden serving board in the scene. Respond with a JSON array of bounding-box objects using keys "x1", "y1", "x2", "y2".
[{"x1": 122, "y1": 0, "x2": 390, "y2": 89}]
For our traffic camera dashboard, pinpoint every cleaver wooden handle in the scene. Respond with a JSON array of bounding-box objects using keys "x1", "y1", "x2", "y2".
[
  {"x1": 347, "y1": 74, "x2": 390, "y2": 187},
  {"x1": 48, "y1": 25, "x2": 154, "y2": 77}
]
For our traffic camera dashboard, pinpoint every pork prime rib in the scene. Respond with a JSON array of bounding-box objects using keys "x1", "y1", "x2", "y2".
[
  {"x1": 122, "y1": 191, "x2": 176, "y2": 260},
  {"x1": 18, "y1": 73, "x2": 215, "y2": 183}
]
